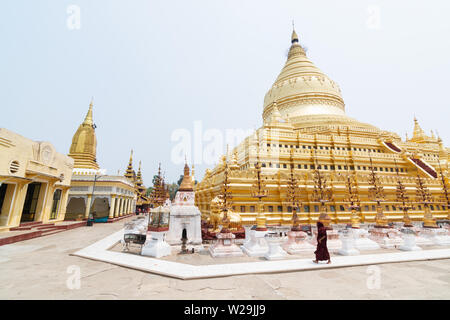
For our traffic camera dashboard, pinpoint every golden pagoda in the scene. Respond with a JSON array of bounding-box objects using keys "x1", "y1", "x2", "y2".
[
  {"x1": 149, "y1": 164, "x2": 169, "y2": 207},
  {"x1": 65, "y1": 101, "x2": 136, "y2": 221},
  {"x1": 195, "y1": 28, "x2": 450, "y2": 227},
  {"x1": 68, "y1": 99, "x2": 99, "y2": 170}
]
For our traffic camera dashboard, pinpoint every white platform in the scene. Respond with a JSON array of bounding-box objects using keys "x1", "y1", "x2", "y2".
[
  {"x1": 264, "y1": 237, "x2": 288, "y2": 260},
  {"x1": 141, "y1": 232, "x2": 171, "y2": 258},
  {"x1": 71, "y1": 228, "x2": 450, "y2": 280},
  {"x1": 241, "y1": 230, "x2": 269, "y2": 257}
]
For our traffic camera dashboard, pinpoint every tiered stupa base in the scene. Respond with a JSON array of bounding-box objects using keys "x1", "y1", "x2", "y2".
[
  {"x1": 209, "y1": 232, "x2": 243, "y2": 258},
  {"x1": 369, "y1": 227, "x2": 403, "y2": 249},
  {"x1": 264, "y1": 237, "x2": 288, "y2": 260},
  {"x1": 241, "y1": 230, "x2": 269, "y2": 257},
  {"x1": 141, "y1": 231, "x2": 171, "y2": 258},
  {"x1": 352, "y1": 228, "x2": 380, "y2": 251},
  {"x1": 282, "y1": 231, "x2": 315, "y2": 254},
  {"x1": 419, "y1": 227, "x2": 450, "y2": 246},
  {"x1": 399, "y1": 233, "x2": 422, "y2": 251},
  {"x1": 338, "y1": 230, "x2": 360, "y2": 256}
]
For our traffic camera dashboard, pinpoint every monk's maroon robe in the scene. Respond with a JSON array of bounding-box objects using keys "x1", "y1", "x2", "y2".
[{"x1": 314, "y1": 226, "x2": 330, "y2": 261}]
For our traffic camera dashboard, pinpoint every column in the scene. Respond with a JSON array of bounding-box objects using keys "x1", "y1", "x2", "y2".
[
  {"x1": 127, "y1": 198, "x2": 131, "y2": 214},
  {"x1": 85, "y1": 195, "x2": 92, "y2": 219},
  {"x1": 59, "y1": 188, "x2": 70, "y2": 221},
  {"x1": 119, "y1": 197, "x2": 125, "y2": 216},
  {"x1": 109, "y1": 195, "x2": 116, "y2": 219},
  {"x1": 114, "y1": 197, "x2": 120, "y2": 218}
]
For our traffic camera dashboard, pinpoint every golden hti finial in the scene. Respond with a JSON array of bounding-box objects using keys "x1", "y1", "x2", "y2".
[
  {"x1": 311, "y1": 150, "x2": 333, "y2": 228},
  {"x1": 344, "y1": 159, "x2": 361, "y2": 228},
  {"x1": 394, "y1": 159, "x2": 413, "y2": 227},
  {"x1": 415, "y1": 171, "x2": 438, "y2": 228},
  {"x1": 287, "y1": 148, "x2": 302, "y2": 230},
  {"x1": 367, "y1": 153, "x2": 389, "y2": 228}
]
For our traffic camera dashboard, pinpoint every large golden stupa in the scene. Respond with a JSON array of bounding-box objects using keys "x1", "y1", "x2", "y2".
[{"x1": 195, "y1": 29, "x2": 449, "y2": 226}]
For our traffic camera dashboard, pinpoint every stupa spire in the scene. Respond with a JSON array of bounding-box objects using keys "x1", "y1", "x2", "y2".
[
  {"x1": 124, "y1": 149, "x2": 134, "y2": 180},
  {"x1": 83, "y1": 98, "x2": 94, "y2": 126},
  {"x1": 68, "y1": 99, "x2": 99, "y2": 170},
  {"x1": 291, "y1": 21, "x2": 299, "y2": 44},
  {"x1": 179, "y1": 159, "x2": 193, "y2": 192}
]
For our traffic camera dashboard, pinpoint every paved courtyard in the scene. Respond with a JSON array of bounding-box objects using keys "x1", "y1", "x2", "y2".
[{"x1": 1, "y1": 217, "x2": 449, "y2": 300}]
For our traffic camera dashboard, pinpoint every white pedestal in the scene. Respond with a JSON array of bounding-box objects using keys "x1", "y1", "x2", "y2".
[
  {"x1": 352, "y1": 228, "x2": 380, "y2": 251},
  {"x1": 399, "y1": 233, "x2": 422, "y2": 251},
  {"x1": 242, "y1": 225, "x2": 253, "y2": 246},
  {"x1": 141, "y1": 231, "x2": 171, "y2": 258},
  {"x1": 264, "y1": 237, "x2": 288, "y2": 260},
  {"x1": 338, "y1": 231, "x2": 360, "y2": 256},
  {"x1": 419, "y1": 228, "x2": 450, "y2": 246},
  {"x1": 241, "y1": 230, "x2": 269, "y2": 257},
  {"x1": 282, "y1": 231, "x2": 315, "y2": 254},
  {"x1": 209, "y1": 232, "x2": 243, "y2": 258}
]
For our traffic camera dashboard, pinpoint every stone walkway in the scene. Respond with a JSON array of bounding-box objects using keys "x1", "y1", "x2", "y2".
[{"x1": 0, "y1": 218, "x2": 449, "y2": 299}]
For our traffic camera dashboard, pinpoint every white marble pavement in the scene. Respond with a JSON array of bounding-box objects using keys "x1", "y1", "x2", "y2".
[{"x1": 71, "y1": 228, "x2": 450, "y2": 280}]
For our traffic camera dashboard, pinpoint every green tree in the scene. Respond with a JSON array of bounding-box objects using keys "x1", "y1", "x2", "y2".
[{"x1": 168, "y1": 183, "x2": 179, "y2": 200}]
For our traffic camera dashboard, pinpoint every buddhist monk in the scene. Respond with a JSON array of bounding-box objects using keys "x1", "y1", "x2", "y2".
[{"x1": 313, "y1": 221, "x2": 331, "y2": 264}]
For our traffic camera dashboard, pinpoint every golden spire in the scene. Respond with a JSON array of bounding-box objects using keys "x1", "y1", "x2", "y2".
[
  {"x1": 68, "y1": 99, "x2": 99, "y2": 170},
  {"x1": 178, "y1": 159, "x2": 194, "y2": 191},
  {"x1": 124, "y1": 149, "x2": 134, "y2": 180},
  {"x1": 263, "y1": 28, "x2": 345, "y2": 125},
  {"x1": 291, "y1": 22, "x2": 299, "y2": 44},
  {"x1": 83, "y1": 98, "x2": 94, "y2": 126},
  {"x1": 411, "y1": 116, "x2": 429, "y2": 142}
]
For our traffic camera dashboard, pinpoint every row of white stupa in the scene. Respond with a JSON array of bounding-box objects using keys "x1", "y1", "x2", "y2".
[{"x1": 124, "y1": 189, "x2": 450, "y2": 259}]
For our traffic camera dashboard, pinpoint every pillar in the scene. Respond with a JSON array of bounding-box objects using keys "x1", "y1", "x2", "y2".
[
  {"x1": 109, "y1": 195, "x2": 116, "y2": 219},
  {"x1": 59, "y1": 188, "x2": 70, "y2": 221},
  {"x1": 85, "y1": 195, "x2": 92, "y2": 219},
  {"x1": 119, "y1": 197, "x2": 125, "y2": 216},
  {"x1": 114, "y1": 197, "x2": 120, "y2": 218}
]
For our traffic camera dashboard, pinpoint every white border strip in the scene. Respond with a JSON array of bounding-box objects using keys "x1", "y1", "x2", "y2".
[{"x1": 72, "y1": 229, "x2": 450, "y2": 280}]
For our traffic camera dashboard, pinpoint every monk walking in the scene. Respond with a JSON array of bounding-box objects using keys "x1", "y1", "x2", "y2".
[{"x1": 313, "y1": 221, "x2": 331, "y2": 264}]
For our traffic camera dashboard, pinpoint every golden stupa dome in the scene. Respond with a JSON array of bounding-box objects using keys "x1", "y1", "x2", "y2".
[
  {"x1": 68, "y1": 100, "x2": 99, "y2": 170},
  {"x1": 263, "y1": 29, "x2": 346, "y2": 121},
  {"x1": 262, "y1": 29, "x2": 379, "y2": 133}
]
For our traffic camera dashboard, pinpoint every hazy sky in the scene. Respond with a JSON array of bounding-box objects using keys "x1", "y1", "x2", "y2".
[{"x1": 1, "y1": 0, "x2": 449, "y2": 184}]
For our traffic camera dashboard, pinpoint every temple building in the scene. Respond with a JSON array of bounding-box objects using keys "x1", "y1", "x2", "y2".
[
  {"x1": 0, "y1": 128, "x2": 74, "y2": 231},
  {"x1": 124, "y1": 150, "x2": 151, "y2": 212},
  {"x1": 65, "y1": 101, "x2": 136, "y2": 221},
  {"x1": 195, "y1": 29, "x2": 449, "y2": 226}
]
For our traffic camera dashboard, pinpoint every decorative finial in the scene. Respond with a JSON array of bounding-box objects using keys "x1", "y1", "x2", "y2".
[
  {"x1": 291, "y1": 23, "x2": 299, "y2": 44},
  {"x1": 83, "y1": 98, "x2": 94, "y2": 126}
]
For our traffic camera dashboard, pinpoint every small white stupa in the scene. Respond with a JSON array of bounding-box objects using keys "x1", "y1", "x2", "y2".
[{"x1": 166, "y1": 162, "x2": 203, "y2": 246}]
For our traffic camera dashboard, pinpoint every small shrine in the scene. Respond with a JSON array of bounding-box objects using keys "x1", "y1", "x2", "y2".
[
  {"x1": 209, "y1": 158, "x2": 243, "y2": 257},
  {"x1": 141, "y1": 204, "x2": 171, "y2": 258},
  {"x1": 282, "y1": 151, "x2": 314, "y2": 254},
  {"x1": 166, "y1": 163, "x2": 203, "y2": 247},
  {"x1": 241, "y1": 154, "x2": 269, "y2": 257}
]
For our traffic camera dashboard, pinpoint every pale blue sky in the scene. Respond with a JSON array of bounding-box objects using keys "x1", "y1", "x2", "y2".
[{"x1": 1, "y1": 0, "x2": 449, "y2": 184}]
